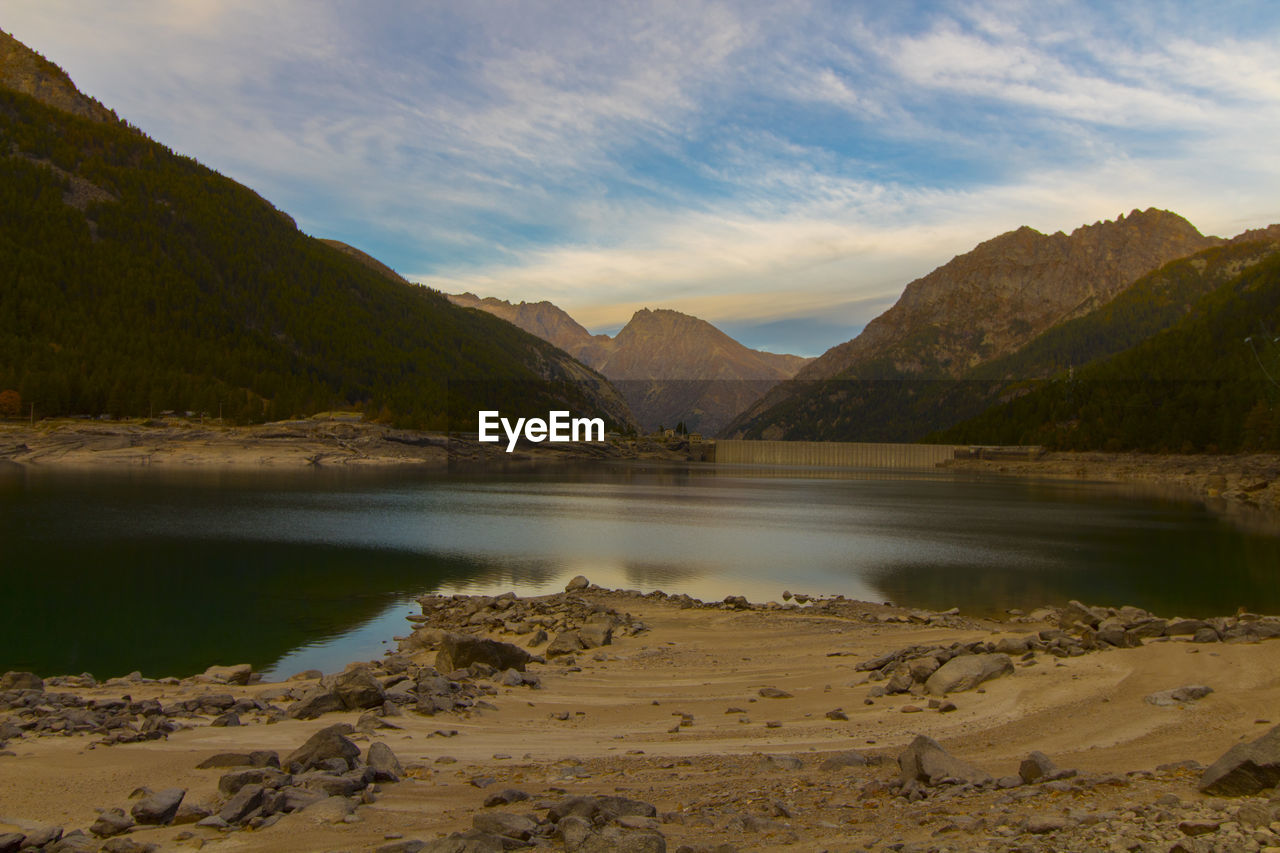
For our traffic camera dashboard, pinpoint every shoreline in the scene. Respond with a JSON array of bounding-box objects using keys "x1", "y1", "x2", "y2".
[{"x1": 2, "y1": 586, "x2": 1279, "y2": 851}]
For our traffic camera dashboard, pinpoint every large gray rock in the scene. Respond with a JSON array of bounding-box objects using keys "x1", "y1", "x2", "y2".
[
  {"x1": 898, "y1": 734, "x2": 993, "y2": 787},
  {"x1": 473, "y1": 811, "x2": 538, "y2": 840},
  {"x1": 367, "y1": 741, "x2": 404, "y2": 782},
  {"x1": 286, "y1": 684, "x2": 344, "y2": 720},
  {"x1": 545, "y1": 630, "x2": 585, "y2": 657},
  {"x1": 330, "y1": 667, "x2": 387, "y2": 710},
  {"x1": 130, "y1": 787, "x2": 185, "y2": 824},
  {"x1": 0, "y1": 834, "x2": 25, "y2": 853},
  {"x1": 1058, "y1": 600, "x2": 1104, "y2": 629},
  {"x1": 218, "y1": 783, "x2": 265, "y2": 823},
  {"x1": 565, "y1": 575, "x2": 590, "y2": 592},
  {"x1": 924, "y1": 653, "x2": 1014, "y2": 695},
  {"x1": 436, "y1": 632, "x2": 532, "y2": 673},
  {"x1": 1199, "y1": 724, "x2": 1280, "y2": 796},
  {"x1": 283, "y1": 723, "x2": 361, "y2": 773},
  {"x1": 89, "y1": 809, "x2": 135, "y2": 838}
]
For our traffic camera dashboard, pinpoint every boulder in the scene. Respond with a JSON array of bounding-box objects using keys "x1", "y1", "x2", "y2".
[
  {"x1": 130, "y1": 787, "x2": 186, "y2": 824},
  {"x1": 89, "y1": 809, "x2": 135, "y2": 838},
  {"x1": 283, "y1": 723, "x2": 361, "y2": 774},
  {"x1": 202, "y1": 664, "x2": 253, "y2": 685},
  {"x1": 924, "y1": 653, "x2": 1013, "y2": 695},
  {"x1": 472, "y1": 811, "x2": 537, "y2": 840},
  {"x1": 818, "y1": 750, "x2": 867, "y2": 771},
  {"x1": 436, "y1": 632, "x2": 532, "y2": 672},
  {"x1": 218, "y1": 783, "x2": 265, "y2": 823},
  {"x1": 0, "y1": 671, "x2": 43, "y2": 692},
  {"x1": 545, "y1": 630, "x2": 585, "y2": 657},
  {"x1": 1058, "y1": 600, "x2": 1104, "y2": 629},
  {"x1": 562, "y1": 824, "x2": 666, "y2": 853},
  {"x1": 218, "y1": 767, "x2": 289, "y2": 796},
  {"x1": 1199, "y1": 723, "x2": 1280, "y2": 796},
  {"x1": 578, "y1": 620, "x2": 614, "y2": 649},
  {"x1": 897, "y1": 734, "x2": 992, "y2": 787},
  {"x1": 286, "y1": 684, "x2": 344, "y2": 720},
  {"x1": 565, "y1": 575, "x2": 590, "y2": 592},
  {"x1": 1018, "y1": 751, "x2": 1057, "y2": 784},
  {"x1": 367, "y1": 741, "x2": 404, "y2": 782},
  {"x1": 330, "y1": 667, "x2": 387, "y2": 710},
  {"x1": 0, "y1": 834, "x2": 24, "y2": 853},
  {"x1": 1146, "y1": 685, "x2": 1214, "y2": 707}
]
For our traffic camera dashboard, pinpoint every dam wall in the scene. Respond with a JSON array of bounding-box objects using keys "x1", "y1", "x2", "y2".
[{"x1": 709, "y1": 439, "x2": 959, "y2": 469}]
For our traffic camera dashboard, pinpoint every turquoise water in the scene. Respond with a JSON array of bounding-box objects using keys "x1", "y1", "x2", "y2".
[{"x1": 2, "y1": 463, "x2": 1276, "y2": 679}]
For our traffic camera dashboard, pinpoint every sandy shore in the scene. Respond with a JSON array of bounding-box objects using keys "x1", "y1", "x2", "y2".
[{"x1": 2, "y1": 588, "x2": 1279, "y2": 852}]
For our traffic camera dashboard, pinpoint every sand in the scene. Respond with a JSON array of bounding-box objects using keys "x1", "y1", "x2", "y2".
[{"x1": 2, "y1": 590, "x2": 1278, "y2": 852}]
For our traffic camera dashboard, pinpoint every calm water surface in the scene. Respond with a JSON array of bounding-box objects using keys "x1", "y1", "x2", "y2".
[{"x1": 2, "y1": 462, "x2": 1277, "y2": 679}]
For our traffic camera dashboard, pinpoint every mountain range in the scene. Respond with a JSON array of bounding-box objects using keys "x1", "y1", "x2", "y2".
[
  {"x1": 0, "y1": 29, "x2": 633, "y2": 432},
  {"x1": 726, "y1": 210, "x2": 1280, "y2": 441},
  {"x1": 447, "y1": 295, "x2": 809, "y2": 433}
]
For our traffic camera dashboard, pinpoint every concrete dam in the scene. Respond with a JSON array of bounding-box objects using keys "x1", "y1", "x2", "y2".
[{"x1": 708, "y1": 439, "x2": 959, "y2": 470}]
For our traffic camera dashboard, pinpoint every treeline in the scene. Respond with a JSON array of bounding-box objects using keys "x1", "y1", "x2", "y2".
[
  {"x1": 932, "y1": 251, "x2": 1280, "y2": 452},
  {"x1": 0, "y1": 88, "x2": 616, "y2": 429}
]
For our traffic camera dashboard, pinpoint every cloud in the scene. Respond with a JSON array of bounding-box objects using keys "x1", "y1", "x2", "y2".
[{"x1": 4, "y1": 0, "x2": 1280, "y2": 356}]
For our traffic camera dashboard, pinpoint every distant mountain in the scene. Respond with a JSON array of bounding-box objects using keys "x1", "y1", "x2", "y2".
[
  {"x1": 0, "y1": 30, "x2": 634, "y2": 431},
  {"x1": 448, "y1": 296, "x2": 811, "y2": 433},
  {"x1": 726, "y1": 209, "x2": 1226, "y2": 439},
  {"x1": 933, "y1": 247, "x2": 1280, "y2": 452}
]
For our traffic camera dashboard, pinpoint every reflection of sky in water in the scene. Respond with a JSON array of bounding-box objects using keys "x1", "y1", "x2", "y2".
[{"x1": 11, "y1": 466, "x2": 1280, "y2": 676}]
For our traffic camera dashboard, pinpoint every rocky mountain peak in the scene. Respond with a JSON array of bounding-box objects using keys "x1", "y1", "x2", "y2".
[{"x1": 0, "y1": 30, "x2": 116, "y2": 122}]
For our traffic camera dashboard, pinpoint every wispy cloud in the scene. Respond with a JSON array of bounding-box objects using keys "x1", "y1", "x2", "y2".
[{"x1": 4, "y1": 0, "x2": 1279, "y2": 356}]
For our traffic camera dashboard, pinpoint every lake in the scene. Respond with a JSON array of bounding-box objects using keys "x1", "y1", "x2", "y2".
[{"x1": 2, "y1": 462, "x2": 1277, "y2": 680}]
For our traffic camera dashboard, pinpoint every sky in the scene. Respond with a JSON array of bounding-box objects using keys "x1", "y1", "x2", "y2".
[{"x1": 5, "y1": 1, "x2": 1280, "y2": 356}]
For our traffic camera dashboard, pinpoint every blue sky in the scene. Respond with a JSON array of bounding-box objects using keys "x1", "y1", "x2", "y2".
[{"x1": 6, "y1": 1, "x2": 1280, "y2": 355}]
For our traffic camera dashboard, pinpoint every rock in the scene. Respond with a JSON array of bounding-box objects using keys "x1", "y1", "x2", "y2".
[
  {"x1": 548, "y1": 795, "x2": 657, "y2": 823},
  {"x1": 825, "y1": 708, "x2": 849, "y2": 721},
  {"x1": 22, "y1": 826, "x2": 62, "y2": 847},
  {"x1": 218, "y1": 783, "x2": 266, "y2": 823},
  {"x1": 1018, "y1": 751, "x2": 1057, "y2": 784},
  {"x1": 286, "y1": 684, "x2": 344, "y2": 720},
  {"x1": 473, "y1": 811, "x2": 537, "y2": 839},
  {"x1": 908, "y1": 656, "x2": 941, "y2": 682},
  {"x1": 89, "y1": 809, "x2": 135, "y2": 838},
  {"x1": 565, "y1": 575, "x2": 590, "y2": 591},
  {"x1": 758, "y1": 754, "x2": 803, "y2": 771},
  {"x1": 210, "y1": 711, "x2": 240, "y2": 727},
  {"x1": 202, "y1": 664, "x2": 252, "y2": 685},
  {"x1": 546, "y1": 630, "x2": 585, "y2": 657},
  {"x1": 1026, "y1": 816, "x2": 1070, "y2": 834},
  {"x1": 993, "y1": 636, "x2": 1032, "y2": 655},
  {"x1": 818, "y1": 750, "x2": 867, "y2": 771},
  {"x1": 197, "y1": 750, "x2": 279, "y2": 769},
  {"x1": 300, "y1": 795, "x2": 356, "y2": 824},
  {"x1": 367, "y1": 741, "x2": 404, "y2": 782},
  {"x1": 1178, "y1": 819, "x2": 1221, "y2": 836},
  {"x1": 330, "y1": 667, "x2": 387, "y2": 710},
  {"x1": 218, "y1": 767, "x2": 289, "y2": 796},
  {"x1": 1193, "y1": 627, "x2": 1221, "y2": 643},
  {"x1": 436, "y1": 632, "x2": 532, "y2": 672},
  {"x1": 564, "y1": 824, "x2": 666, "y2": 853},
  {"x1": 283, "y1": 723, "x2": 361, "y2": 773},
  {"x1": 289, "y1": 669, "x2": 324, "y2": 681},
  {"x1": 47, "y1": 830, "x2": 97, "y2": 852},
  {"x1": 757, "y1": 687, "x2": 792, "y2": 699},
  {"x1": 0, "y1": 834, "x2": 24, "y2": 853},
  {"x1": 1199, "y1": 723, "x2": 1280, "y2": 796},
  {"x1": 925, "y1": 653, "x2": 1013, "y2": 695},
  {"x1": 0, "y1": 671, "x2": 43, "y2": 692},
  {"x1": 171, "y1": 802, "x2": 211, "y2": 825},
  {"x1": 1146, "y1": 685, "x2": 1214, "y2": 706},
  {"x1": 578, "y1": 620, "x2": 614, "y2": 649},
  {"x1": 897, "y1": 734, "x2": 993, "y2": 787},
  {"x1": 130, "y1": 787, "x2": 185, "y2": 824},
  {"x1": 264, "y1": 786, "x2": 327, "y2": 814},
  {"x1": 1058, "y1": 600, "x2": 1104, "y2": 629},
  {"x1": 483, "y1": 788, "x2": 530, "y2": 807},
  {"x1": 99, "y1": 839, "x2": 158, "y2": 853}
]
